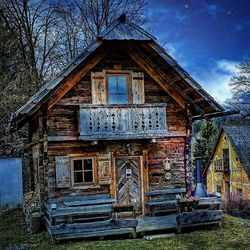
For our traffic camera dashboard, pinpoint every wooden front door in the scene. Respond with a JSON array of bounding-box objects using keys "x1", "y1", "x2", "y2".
[{"x1": 116, "y1": 157, "x2": 142, "y2": 212}]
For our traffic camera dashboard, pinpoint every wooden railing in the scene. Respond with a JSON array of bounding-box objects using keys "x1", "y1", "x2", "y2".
[
  {"x1": 214, "y1": 158, "x2": 230, "y2": 173},
  {"x1": 214, "y1": 159, "x2": 223, "y2": 172},
  {"x1": 79, "y1": 104, "x2": 167, "y2": 140}
]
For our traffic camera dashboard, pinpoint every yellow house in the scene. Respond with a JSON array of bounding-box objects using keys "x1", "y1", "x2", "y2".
[{"x1": 204, "y1": 124, "x2": 250, "y2": 200}]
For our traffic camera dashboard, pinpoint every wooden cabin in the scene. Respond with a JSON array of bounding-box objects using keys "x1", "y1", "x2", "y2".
[
  {"x1": 9, "y1": 14, "x2": 223, "y2": 238},
  {"x1": 204, "y1": 124, "x2": 250, "y2": 200}
]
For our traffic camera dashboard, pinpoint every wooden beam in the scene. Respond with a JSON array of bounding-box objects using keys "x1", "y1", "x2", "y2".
[
  {"x1": 48, "y1": 49, "x2": 108, "y2": 109},
  {"x1": 183, "y1": 88, "x2": 194, "y2": 94},
  {"x1": 168, "y1": 76, "x2": 183, "y2": 86},
  {"x1": 192, "y1": 110, "x2": 240, "y2": 121},
  {"x1": 120, "y1": 43, "x2": 186, "y2": 109}
]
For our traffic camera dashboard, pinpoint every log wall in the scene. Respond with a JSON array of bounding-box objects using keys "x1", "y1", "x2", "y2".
[
  {"x1": 48, "y1": 48, "x2": 187, "y2": 137},
  {"x1": 46, "y1": 137, "x2": 186, "y2": 199},
  {"x1": 27, "y1": 47, "x2": 191, "y2": 209}
]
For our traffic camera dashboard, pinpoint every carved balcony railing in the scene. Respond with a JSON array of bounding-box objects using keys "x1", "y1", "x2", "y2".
[{"x1": 79, "y1": 104, "x2": 167, "y2": 140}]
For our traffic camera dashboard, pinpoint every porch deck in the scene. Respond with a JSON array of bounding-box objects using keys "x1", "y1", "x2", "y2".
[
  {"x1": 43, "y1": 195, "x2": 222, "y2": 240},
  {"x1": 137, "y1": 214, "x2": 177, "y2": 233}
]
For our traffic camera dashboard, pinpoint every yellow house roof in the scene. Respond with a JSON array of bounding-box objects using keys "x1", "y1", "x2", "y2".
[{"x1": 203, "y1": 123, "x2": 250, "y2": 177}]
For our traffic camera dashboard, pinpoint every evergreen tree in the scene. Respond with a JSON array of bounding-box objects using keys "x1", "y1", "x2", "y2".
[{"x1": 192, "y1": 120, "x2": 218, "y2": 173}]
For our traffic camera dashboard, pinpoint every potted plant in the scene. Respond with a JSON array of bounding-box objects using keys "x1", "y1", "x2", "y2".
[
  {"x1": 178, "y1": 196, "x2": 199, "y2": 212},
  {"x1": 112, "y1": 202, "x2": 135, "y2": 212}
]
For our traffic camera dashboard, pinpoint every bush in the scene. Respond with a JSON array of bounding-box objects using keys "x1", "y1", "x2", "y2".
[{"x1": 223, "y1": 196, "x2": 250, "y2": 218}]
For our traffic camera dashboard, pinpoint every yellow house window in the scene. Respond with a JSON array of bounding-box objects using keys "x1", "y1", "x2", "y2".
[{"x1": 237, "y1": 188, "x2": 243, "y2": 200}]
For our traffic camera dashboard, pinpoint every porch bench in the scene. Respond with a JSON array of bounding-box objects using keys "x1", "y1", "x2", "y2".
[
  {"x1": 43, "y1": 193, "x2": 138, "y2": 240},
  {"x1": 145, "y1": 188, "x2": 186, "y2": 216},
  {"x1": 44, "y1": 194, "x2": 116, "y2": 225},
  {"x1": 62, "y1": 194, "x2": 117, "y2": 207}
]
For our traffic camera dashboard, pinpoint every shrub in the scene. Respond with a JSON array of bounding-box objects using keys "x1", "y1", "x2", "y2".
[{"x1": 223, "y1": 195, "x2": 250, "y2": 218}]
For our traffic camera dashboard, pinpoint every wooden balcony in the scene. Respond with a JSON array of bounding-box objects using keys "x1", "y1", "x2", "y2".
[
  {"x1": 214, "y1": 159, "x2": 230, "y2": 173},
  {"x1": 79, "y1": 104, "x2": 167, "y2": 140}
]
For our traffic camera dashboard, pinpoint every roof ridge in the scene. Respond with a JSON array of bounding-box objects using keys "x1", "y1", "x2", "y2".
[{"x1": 98, "y1": 13, "x2": 155, "y2": 41}]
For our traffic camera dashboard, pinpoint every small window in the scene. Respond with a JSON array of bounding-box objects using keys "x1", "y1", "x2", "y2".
[
  {"x1": 107, "y1": 75, "x2": 129, "y2": 104},
  {"x1": 223, "y1": 148, "x2": 229, "y2": 171},
  {"x1": 72, "y1": 158, "x2": 94, "y2": 185},
  {"x1": 224, "y1": 136, "x2": 227, "y2": 140},
  {"x1": 237, "y1": 188, "x2": 243, "y2": 200},
  {"x1": 236, "y1": 157, "x2": 238, "y2": 162}
]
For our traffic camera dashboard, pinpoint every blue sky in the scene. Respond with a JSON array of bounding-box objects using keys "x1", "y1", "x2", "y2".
[{"x1": 147, "y1": 0, "x2": 250, "y2": 103}]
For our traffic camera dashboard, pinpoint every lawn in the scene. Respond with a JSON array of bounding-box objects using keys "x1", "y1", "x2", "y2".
[{"x1": 1, "y1": 210, "x2": 250, "y2": 250}]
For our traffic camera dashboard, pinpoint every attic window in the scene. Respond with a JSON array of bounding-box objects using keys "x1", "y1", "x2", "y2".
[
  {"x1": 107, "y1": 75, "x2": 130, "y2": 104},
  {"x1": 236, "y1": 157, "x2": 238, "y2": 162},
  {"x1": 224, "y1": 136, "x2": 227, "y2": 140}
]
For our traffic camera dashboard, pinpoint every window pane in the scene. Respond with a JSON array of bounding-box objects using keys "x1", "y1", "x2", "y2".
[
  {"x1": 108, "y1": 76, "x2": 117, "y2": 94},
  {"x1": 118, "y1": 95, "x2": 127, "y2": 104},
  {"x1": 117, "y1": 76, "x2": 127, "y2": 93},
  {"x1": 84, "y1": 159, "x2": 93, "y2": 170},
  {"x1": 74, "y1": 160, "x2": 82, "y2": 171},
  {"x1": 84, "y1": 171, "x2": 93, "y2": 183},
  {"x1": 109, "y1": 95, "x2": 117, "y2": 104},
  {"x1": 74, "y1": 172, "x2": 83, "y2": 183}
]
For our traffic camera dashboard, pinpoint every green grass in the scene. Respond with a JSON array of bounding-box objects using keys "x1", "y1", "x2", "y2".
[{"x1": 1, "y1": 210, "x2": 250, "y2": 250}]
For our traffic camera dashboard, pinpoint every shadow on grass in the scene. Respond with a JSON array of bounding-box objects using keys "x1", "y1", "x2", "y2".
[{"x1": 1, "y1": 211, "x2": 250, "y2": 250}]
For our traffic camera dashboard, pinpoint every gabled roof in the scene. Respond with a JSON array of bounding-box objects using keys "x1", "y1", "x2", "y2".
[
  {"x1": 204, "y1": 123, "x2": 250, "y2": 177},
  {"x1": 9, "y1": 14, "x2": 223, "y2": 132},
  {"x1": 98, "y1": 14, "x2": 156, "y2": 41}
]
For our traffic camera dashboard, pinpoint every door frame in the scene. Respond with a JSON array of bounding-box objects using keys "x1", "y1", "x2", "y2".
[{"x1": 113, "y1": 155, "x2": 145, "y2": 215}]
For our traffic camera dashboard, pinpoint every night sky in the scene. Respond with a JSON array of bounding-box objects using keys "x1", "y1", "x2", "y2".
[{"x1": 147, "y1": 0, "x2": 250, "y2": 103}]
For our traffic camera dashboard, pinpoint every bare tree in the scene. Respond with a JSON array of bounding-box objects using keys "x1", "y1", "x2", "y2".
[
  {"x1": 225, "y1": 57, "x2": 250, "y2": 120},
  {"x1": 53, "y1": 0, "x2": 148, "y2": 64},
  {"x1": 0, "y1": 0, "x2": 149, "y2": 154},
  {"x1": 0, "y1": 0, "x2": 61, "y2": 84}
]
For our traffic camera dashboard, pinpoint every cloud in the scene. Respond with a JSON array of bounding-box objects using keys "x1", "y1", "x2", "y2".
[{"x1": 194, "y1": 60, "x2": 239, "y2": 104}]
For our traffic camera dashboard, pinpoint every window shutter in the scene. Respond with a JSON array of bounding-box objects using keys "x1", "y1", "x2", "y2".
[
  {"x1": 132, "y1": 72, "x2": 145, "y2": 104},
  {"x1": 55, "y1": 156, "x2": 71, "y2": 188},
  {"x1": 98, "y1": 153, "x2": 112, "y2": 185},
  {"x1": 91, "y1": 72, "x2": 106, "y2": 104}
]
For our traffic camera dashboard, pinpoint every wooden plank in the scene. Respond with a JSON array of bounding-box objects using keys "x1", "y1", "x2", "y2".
[
  {"x1": 176, "y1": 210, "x2": 223, "y2": 225},
  {"x1": 49, "y1": 219, "x2": 138, "y2": 235},
  {"x1": 55, "y1": 156, "x2": 71, "y2": 188},
  {"x1": 62, "y1": 194, "x2": 110, "y2": 202},
  {"x1": 63, "y1": 198, "x2": 117, "y2": 207},
  {"x1": 48, "y1": 136, "x2": 78, "y2": 142},
  {"x1": 145, "y1": 188, "x2": 186, "y2": 196},
  {"x1": 137, "y1": 214, "x2": 177, "y2": 233},
  {"x1": 132, "y1": 72, "x2": 145, "y2": 104},
  {"x1": 147, "y1": 200, "x2": 176, "y2": 206},
  {"x1": 51, "y1": 204, "x2": 112, "y2": 217},
  {"x1": 98, "y1": 153, "x2": 112, "y2": 185},
  {"x1": 91, "y1": 72, "x2": 106, "y2": 104}
]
